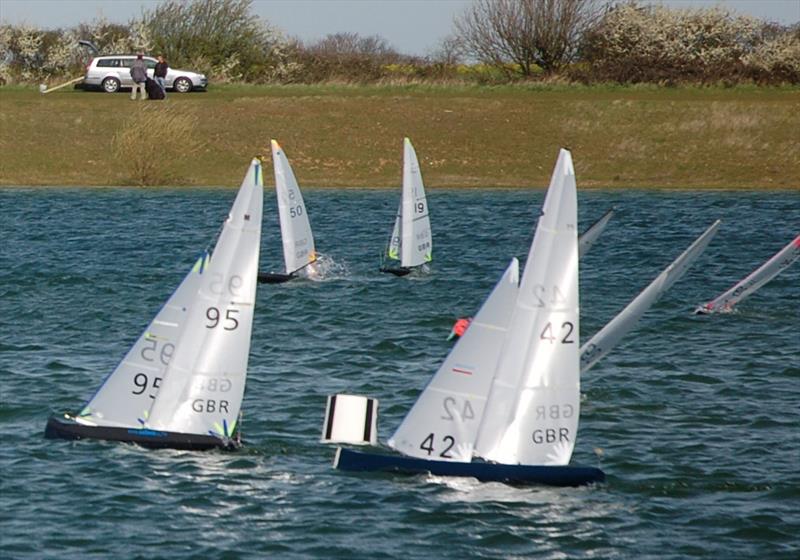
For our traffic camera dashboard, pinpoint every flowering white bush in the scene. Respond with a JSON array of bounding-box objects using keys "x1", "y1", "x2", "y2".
[
  {"x1": 581, "y1": 2, "x2": 798, "y2": 83},
  {"x1": 0, "y1": 18, "x2": 153, "y2": 83},
  {"x1": 742, "y1": 32, "x2": 800, "y2": 83},
  {"x1": 0, "y1": 25, "x2": 12, "y2": 84}
]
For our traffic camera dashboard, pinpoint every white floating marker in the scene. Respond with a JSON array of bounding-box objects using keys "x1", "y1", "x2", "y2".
[{"x1": 322, "y1": 394, "x2": 378, "y2": 445}]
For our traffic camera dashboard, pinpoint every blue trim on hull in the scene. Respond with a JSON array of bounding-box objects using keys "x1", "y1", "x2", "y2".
[{"x1": 334, "y1": 447, "x2": 604, "y2": 487}]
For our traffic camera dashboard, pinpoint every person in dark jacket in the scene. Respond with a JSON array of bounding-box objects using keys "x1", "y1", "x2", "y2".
[
  {"x1": 129, "y1": 53, "x2": 147, "y2": 100},
  {"x1": 154, "y1": 55, "x2": 168, "y2": 97}
]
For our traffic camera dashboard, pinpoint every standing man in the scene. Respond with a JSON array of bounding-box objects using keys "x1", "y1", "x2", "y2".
[
  {"x1": 130, "y1": 53, "x2": 147, "y2": 100},
  {"x1": 154, "y1": 55, "x2": 169, "y2": 98}
]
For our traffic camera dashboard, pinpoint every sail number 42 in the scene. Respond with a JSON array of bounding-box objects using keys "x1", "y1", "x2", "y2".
[{"x1": 420, "y1": 433, "x2": 455, "y2": 458}]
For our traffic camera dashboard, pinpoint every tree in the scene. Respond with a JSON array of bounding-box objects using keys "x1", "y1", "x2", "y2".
[
  {"x1": 142, "y1": 0, "x2": 293, "y2": 82},
  {"x1": 295, "y1": 32, "x2": 407, "y2": 82},
  {"x1": 453, "y1": 0, "x2": 599, "y2": 77}
]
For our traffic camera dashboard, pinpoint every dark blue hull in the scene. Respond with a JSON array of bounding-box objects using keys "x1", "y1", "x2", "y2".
[
  {"x1": 334, "y1": 447, "x2": 604, "y2": 486},
  {"x1": 44, "y1": 414, "x2": 238, "y2": 451}
]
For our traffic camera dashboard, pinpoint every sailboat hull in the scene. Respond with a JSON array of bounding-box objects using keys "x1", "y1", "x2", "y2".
[
  {"x1": 44, "y1": 414, "x2": 239, "y2": 451},
  {"x1": 379, "y1": 266, "x2": 412, "y2": 277},
  {"x1": 334, "y1": 447, "x2": 605, "y2": 487},
  {"x1": 257, "y1": 271, "x2": 295, "y2": 284}
]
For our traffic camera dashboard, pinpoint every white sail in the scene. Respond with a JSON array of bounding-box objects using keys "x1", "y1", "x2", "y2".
[
  {"x1": 474, "y1": 148, "x2": 580, "y2": 466},
  {"x1": 387, "y1": 259, "x2": 520, "y2": 462},
  {"x1": 386, "y1": 204, "x2": 401, "y2": 261},
  {"x1": 77, "y1": 252, "x2": 209, "y2": 428},
  {"x1": 580, "y1": 220, "x2": 721, "y2": 373},
  {"x1": 146, "y1": 159, "x2": 263, "y2": 437},
  {"x1": 400, "y1": 138, "x2": 432, "y2": 268},
  {"x1": 272, "y1": 140, "x2": 316, "y2": 275},
  {"x1": 697, "y1": 234, "x2": 800, "y2": 314},
  {"x1": 579, "y1": 208, "x2": 614, "y2": 258}
]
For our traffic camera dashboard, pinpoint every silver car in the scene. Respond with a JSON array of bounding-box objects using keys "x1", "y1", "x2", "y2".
[{"x1": 84, "y1": 55, "x2": 208, "y2": 93}]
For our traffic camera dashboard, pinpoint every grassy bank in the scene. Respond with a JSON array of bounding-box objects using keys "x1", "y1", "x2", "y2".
[{"x1": 1, "y1": 83, "x2": 798, "y2": 189}]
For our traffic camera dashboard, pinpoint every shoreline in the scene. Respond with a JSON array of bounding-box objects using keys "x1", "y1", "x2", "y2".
[{"x1": 2, "y1": 84, "x2": 798, "y2": 190}]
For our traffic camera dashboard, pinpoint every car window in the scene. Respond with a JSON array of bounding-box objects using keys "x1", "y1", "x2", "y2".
[
  {"x1": 96, "y1": 59, "x2": 119, "y2": 68},
  {"x1": 145, "y1": 60, "x2": 156, "y2": 69},
  {"x1": 120, "y1": 59, "x2": 134, "y2": 68}
]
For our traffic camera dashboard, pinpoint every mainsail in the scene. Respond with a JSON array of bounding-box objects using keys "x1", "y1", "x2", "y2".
[
  {"x1": 384, "y1": 138, "x2": 431, "y2": 268},
  {"x1": 579, "y1": 208, "x2": 614, "y2": 258},
  {"x1": 388, "y1": 259, "x2": 520, "y2": 462},
  {"x1": 272, "y1": 140, "x2": 316, "y2": 275},
  {"x1": 474, "y1": 148, "x2": 580, "y2": 466},
  {"x1": 400, "y1": 138, "x2": 432, "y2": 267},
  {"x1": 77, "y1": 252, "x2": 209, "y2": 428},
  {"x1": 697, "y1": 234, "x2": 800, "y2": 314},
  {"x1": 146, "y1": 159, "x2": 263, "y2": 437},
  {"x1": 580, "y1": 220, "x2": 721, "y2": 373}
]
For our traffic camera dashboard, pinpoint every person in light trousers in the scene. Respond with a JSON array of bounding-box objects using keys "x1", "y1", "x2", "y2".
[{"x1": 129, "y1": 54, "x2": 147, "y2": 100}]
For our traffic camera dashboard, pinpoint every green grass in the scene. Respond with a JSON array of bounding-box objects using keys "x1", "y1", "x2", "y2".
[{"x1": 1, "y1": 83, "x2": 798, "y2": 188}]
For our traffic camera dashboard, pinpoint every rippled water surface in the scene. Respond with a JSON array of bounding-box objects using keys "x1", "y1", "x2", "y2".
[{"x1": 1, "y1": 186, "x2": 798, "y2": 559}]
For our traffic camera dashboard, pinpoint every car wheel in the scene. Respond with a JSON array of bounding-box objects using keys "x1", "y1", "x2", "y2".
[
  {"x1": 173, "y1": 77, "x2": 192, "y2": 93},
  {"x1": 102, "y1": 77, "x2": 120, "y2": 93}
]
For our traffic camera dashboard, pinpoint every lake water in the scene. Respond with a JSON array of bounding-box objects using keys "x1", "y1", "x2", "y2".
[{"x1": 1, "y1": 186, "x2": 798, "y2": 559}]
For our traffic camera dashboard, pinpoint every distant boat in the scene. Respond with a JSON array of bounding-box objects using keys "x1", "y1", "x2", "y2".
[
  {"x1": 447, "y1": 207, "x2": 615, "y2": 341},
  {"x1": 329, "y1": 149, "x2": 604, "y2": 486},
  {"x1": 695, "y1": 234, "x2": 800, "y2": 314},
  {"x1": 380, "y1": 138, "x2": 432, "y2": 277},
  {"x1": 258, "y1": 140, "x2": 318, "y2": 283},
  {"x1": 580, "y1": 220, "x2": 720, "y2": 373},
  {"x1": 45, "y1": 159, "x2": 264, "y2": 450},
  {"x1": 579, "y1": 208, "x2": 614, "y2": 258}
]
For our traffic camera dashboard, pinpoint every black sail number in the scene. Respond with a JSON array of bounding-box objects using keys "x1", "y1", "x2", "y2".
[
  {"x1": 540, "y1": 321, "x2": 575, "y2": 344},
  {"x1": 132, "y1": 373, "x2": 161, "y2": 398},
  {"x1": 420, "y1": 433, "x2": 456, "y2": 458},
  {"x1": 206, "y1": 307, "x2": 240, "y2": 330}
]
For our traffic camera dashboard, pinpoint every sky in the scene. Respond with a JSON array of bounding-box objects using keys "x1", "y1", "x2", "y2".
[{"x1": 1, "y1": 0, "x2": 798, "y2": 56}]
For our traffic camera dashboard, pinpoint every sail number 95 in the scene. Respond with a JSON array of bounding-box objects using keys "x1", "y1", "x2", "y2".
[
  {"x1": 132, "y1": 373, "x2": 160, "y2": 399},
  {"x1": 140, "y1": 339, "x2": 174, "y2": 365},
  {"x1": 206, "y1": 307, "x2": 239, "y2": 330},
  {"x1": 209, "y1": 273, "x2": 243, "y2": 296}
]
